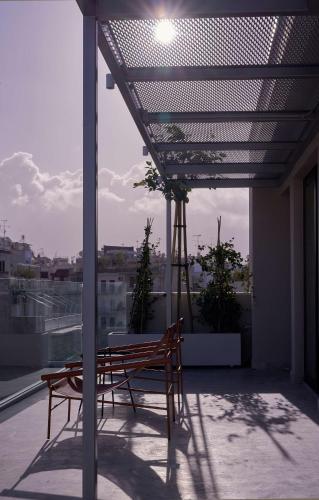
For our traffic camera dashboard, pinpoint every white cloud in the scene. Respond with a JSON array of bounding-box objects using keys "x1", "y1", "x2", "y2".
[
  {"x1": 188, "y1": 188, "x2": 249, "y2": 229},
  {"x1": 0, "y1": 152, "x2": 125, "y2": 211},
  {"x1": 0, "y1": 153, "x2": 249, "y2": 257},
  {"x1": 99, "y1": 187, "x2": 124, "y2": 203},
  {"x1": 129, "y1": 193, "x2": 164, "y2": 214}
]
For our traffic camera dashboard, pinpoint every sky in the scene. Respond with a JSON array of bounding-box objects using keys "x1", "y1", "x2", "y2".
[{"x1": 0, "y1": 1, "x2": 249, "y2": 259}]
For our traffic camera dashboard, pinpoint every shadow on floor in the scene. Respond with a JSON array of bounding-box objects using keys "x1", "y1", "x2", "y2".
[{"x1": 0, "y1": 406, "x2": 193, "y2": 500}]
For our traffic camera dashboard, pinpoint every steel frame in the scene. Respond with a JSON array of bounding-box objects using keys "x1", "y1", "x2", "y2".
[
  {"x1": 127, "y1": 65, "x2": 319, "y2": 82},
  {"x1": 165, "y1": 163, "x2": 287, "y2": 175},
  {"x1": 156, "y1": 141, "x2": 297, "y2": 152},
  {"x1": 76, "y1": 3, "x2": 319, "y2": 500},
  {"x1": 172, "y1": 178, "x2": 280, "y2": 188},
  {"x1": 95, "y1": 0, "x2": 319, "y2": 20},
  {"x1": 146, "y1": 111, "x2": 314, "y2": 124},
  {"x1": 92, "y1": 9, "x2": 319, "y2": 189}
]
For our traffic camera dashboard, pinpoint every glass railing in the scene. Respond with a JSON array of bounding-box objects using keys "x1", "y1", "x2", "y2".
[
  {"x1": 0, "y1": 278, "x2": 128, "y2": 404},
  {"x1": 0, "y1": 278, "x2": 82, "y2": 403}
]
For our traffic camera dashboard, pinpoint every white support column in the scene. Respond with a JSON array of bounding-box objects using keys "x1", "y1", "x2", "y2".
[
  {"x1": 166, "y1": 198, "x2": 172, "y2": 327},
  {"x1": 290, "y1": 176, "x2": 304, "y2": 383},
  {"x1": 82, "y1": 15, "x2": 97, "y2": 500}
]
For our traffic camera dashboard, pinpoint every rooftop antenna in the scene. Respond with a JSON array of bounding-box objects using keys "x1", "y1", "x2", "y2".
[
  {"x1": 0, "y1": 219, "x2": 9, "y2": 238},
  {"x1": 21, "y1": 234, "x2": 25, "y2": 243}
]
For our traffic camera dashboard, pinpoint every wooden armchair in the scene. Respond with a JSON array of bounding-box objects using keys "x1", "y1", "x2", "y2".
[
  {"x1": 96, "y1": 318, "x2": 184, "y2": 410},
  {"x1": 41, "y1": 323, "x2": 179, "y2": 440}
]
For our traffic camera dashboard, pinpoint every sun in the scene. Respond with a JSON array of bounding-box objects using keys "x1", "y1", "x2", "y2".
[{"x1": 154, "y1": 20, "x2": 176, "y2": 45}]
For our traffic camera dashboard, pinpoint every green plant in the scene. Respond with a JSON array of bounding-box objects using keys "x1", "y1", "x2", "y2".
[
  {"x1": 233, "y1": 255, "x2": 252, "y2": 293},
  {"x1": 129, "y1": 218, "x2": 155, "y2": 333},
  {"x1": 195, "y1": 217, "x2": 243, "y2": 332},
  {"x1": 133, "y1": 124, "x2": 226, "y2": 330},
  {"x1": 14, "y1": 267, "x2": 36, "y2": 279}
]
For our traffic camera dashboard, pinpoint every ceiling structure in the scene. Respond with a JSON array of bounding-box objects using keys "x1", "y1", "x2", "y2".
[{"x1": 77, "y1": 0, "x2": 319, "y2": 188}]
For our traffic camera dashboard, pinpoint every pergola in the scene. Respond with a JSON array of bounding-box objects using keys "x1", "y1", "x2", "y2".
[{"x1": 76, "y1": 1, "x2": 319, "y2": 498}]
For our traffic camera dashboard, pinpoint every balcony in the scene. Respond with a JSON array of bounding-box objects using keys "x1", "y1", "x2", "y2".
[{"x1": 3, "y1": 1, "x2": 319, "y2": 499}]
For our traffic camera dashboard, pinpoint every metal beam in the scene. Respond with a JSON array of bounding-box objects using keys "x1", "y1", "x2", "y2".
[
  {"x1": 156, "y1": 141, "x2": 297, "y2": 152},
  {"x1": 279, "y1": 110, "x2": 319, "y2": 185},
  {"x1": 165, "y1": 198, "x2": 172, "y2": 328},
  {"x1": 76, "y1": 0, "x2": 96, "y2": 16},
  {"x1": 173, "y1": 178, "x2": 280, "y2": 188},
  {"x1": 97, "y1": 27, "x2": 165, "y2": 177},
  {"x1": 82, "y1": 15, "x2": 97, "y2": 500},
  {"x1": 97, "y1": 0, "x2": 319, "y2": 20},
  {"x1": 146, "y1": 111, "x2": 312, "y2": 124},
  {"x1": 127, "y1": 65, "x2": 319, "y2": 82},
  {"x1": 165, "y1": 163, "x2": 287, "y2": 175}
]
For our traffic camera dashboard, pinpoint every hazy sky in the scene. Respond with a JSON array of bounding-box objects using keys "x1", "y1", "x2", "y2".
[{"x1": 0, "y1": 1, "x2": 249, "y2": 258}]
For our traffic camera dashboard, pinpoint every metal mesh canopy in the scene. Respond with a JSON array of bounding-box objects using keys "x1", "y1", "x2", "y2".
[{"x1": 91, "y1": 1, "x2": 319, "y2": 188}]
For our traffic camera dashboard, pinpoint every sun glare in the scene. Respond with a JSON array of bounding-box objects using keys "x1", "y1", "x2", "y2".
[{"x1": 154, "y1": 20, "x2": 176, "y2": 44}]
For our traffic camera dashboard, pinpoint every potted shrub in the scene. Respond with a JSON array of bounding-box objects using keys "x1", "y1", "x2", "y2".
[
  {"x1": 195, "y1": 216, "x2": 243, "y2": 333},
  {"x1": 129, "y1": 218, "x2": 155, "y2": 334},
  {"x1": 180, "y1": 216, "x2": 244, "y2": 366}
]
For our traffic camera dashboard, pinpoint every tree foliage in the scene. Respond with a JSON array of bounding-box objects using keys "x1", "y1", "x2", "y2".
[
  {"x1": 133, "y1": 124, "x2": 226, "y2": 202},
  {"x1": 195, "y1": 217, "x2": 243, "y2": 332},
  {"x1": 129, "y1": 218, "x2": 155, "y2": 333}
]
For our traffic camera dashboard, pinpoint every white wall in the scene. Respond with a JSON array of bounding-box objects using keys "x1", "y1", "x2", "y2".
[{"x1": 250, "y1": 188, "x2": 291, "y2": 369}]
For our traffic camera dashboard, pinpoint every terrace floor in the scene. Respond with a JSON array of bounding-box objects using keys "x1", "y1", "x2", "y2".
[{"x1": 0, "y1": 368, "x2": 319, "y2": 500}]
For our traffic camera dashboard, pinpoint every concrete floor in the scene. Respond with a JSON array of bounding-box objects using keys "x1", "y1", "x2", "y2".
[{"x1": 0, "y1": 368, "x2": 319, "y2": 499}]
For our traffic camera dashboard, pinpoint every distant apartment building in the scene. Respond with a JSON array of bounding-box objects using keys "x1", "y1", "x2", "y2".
[
  {"x1": 33, "y1": 255, "x2": 74, "y2": 281},
  {"x1": 74, "y1": 245, "x2": 166, "y2": 292},
  {"x1": 102, "y1": 245, "x2": 135, "y2": 259},
  {"x1": 0, "y1": 236, "x2": 39, "y2": 278}
]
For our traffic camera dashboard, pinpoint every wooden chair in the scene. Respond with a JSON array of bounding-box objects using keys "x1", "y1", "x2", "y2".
[
  {"x1": 41, "y1": 324, "x2": 178, "y2": 440},
  {"x1": 96, "y1": 318, "x2": 184, "y2": 411}
]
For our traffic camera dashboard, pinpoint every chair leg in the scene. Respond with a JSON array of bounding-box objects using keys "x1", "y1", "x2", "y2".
[
  {"x1": 165, "y1": 364, "x2": 171, "y2": 441},
  {"x1": 178, "y1": 342, "x2": 184, "y2": 399},
  {"x1": 67, "y1": 398, "x2": 71, "y2": 422},
  {"x1": 124, "y1": 368, "x2": 136, "y2": 413},
  {"x1": 170, "y1": 364, "x2": 175, "y2": 423},
  {"x1": 47, "y1": 389, "x2": 52, "y2": 440},
  {"x1": 176, "y1": 370, "x2": 181, "y2": 413},
  {"x1": 109, "y1": 359, "x2": 115, "y2": 409},
  {"x1": 101, "y1": 371, "x2": 105, "y2": 418}
]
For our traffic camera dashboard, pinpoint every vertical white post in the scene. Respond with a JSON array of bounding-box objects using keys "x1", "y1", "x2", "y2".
[
  {"x1": 166, "y1": 198, "x2": 172, "y2": 327},
  {"x1": 290, "y1": 176, "x2": 304, "y2": 383},
  {"x1": 82, "y1": 15, "x2": 97, "y2": 500}
]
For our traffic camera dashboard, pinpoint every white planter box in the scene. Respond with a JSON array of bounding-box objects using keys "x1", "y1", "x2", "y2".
[{"x1": 107, "y1": 332, "x2": 241, "y2": 366}]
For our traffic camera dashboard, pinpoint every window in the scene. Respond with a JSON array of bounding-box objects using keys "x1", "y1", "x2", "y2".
[
  {"x1": 129, "y1": 276, "x2": 135, "y2": 289},
  {"x1": 101, "y1": 280, "x2": 106, "y2": 293},
  {"x1": 0, "y1": 261, "x2": 5, "y2": 273}
]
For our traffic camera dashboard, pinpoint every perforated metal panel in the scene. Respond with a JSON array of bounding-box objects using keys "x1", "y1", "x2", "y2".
[
  {"x1": 150, "y1": 121, "x2": 306, "y2": 143},
  {"x1": 98, "y1": 12, "x2": 319, "y2": 188},
  {"x1": 172, "y1": 172, "x2": 281, "y2": 180},
  {"x1": 108, "y1": 16, "x2": 319, "y2": 68},
  {"x1": 159, "y1": 149, "x2": 292, "y2": 165},
  {"x1": 134, "y1": 79, "x2": 319, "y2": 113}
]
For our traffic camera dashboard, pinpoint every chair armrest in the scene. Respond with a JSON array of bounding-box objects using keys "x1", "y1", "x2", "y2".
[
  {"x1": 97, "y1": 339, "x2": 162, "y2": 355},
  {"x1": 96, "y1": 356, "x2": 169, "y2": 375},
  {"x1": 65, "y1": 349, "x2": 157, "y2": 369},
  {"x1": 41, "y1": 368, "x2": 83, "y2": 382}
]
